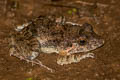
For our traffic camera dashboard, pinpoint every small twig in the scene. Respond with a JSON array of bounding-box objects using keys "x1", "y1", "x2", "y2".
[
  {"x1": 75, "y1": 1, "x2": 109, "y2": 8},
  {"x1": 66, "y1": 21, "x2": 82, "y2": 26}
]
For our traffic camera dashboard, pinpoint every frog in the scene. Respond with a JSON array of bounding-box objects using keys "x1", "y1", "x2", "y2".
[{"x1": 9, "y1": 15, "x2": 104, "y2": 72}]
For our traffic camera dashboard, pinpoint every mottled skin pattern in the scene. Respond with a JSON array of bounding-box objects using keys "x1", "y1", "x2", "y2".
[{"x1": 9, "y1": 15, "x2": 104, "y2": 72}]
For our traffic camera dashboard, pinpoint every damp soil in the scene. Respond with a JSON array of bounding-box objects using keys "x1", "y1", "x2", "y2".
[{"x1": 0, "y1": 0, "x2": 120, "y2": 80}]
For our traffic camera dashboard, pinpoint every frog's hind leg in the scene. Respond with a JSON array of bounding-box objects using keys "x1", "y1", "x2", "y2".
[
  {"x1": 30, "y1": 59, "x2": 54, "y2": 73},
  {"x1": 9, "y1": 44, "x2": 54, "y2": 72},
  {"x1": 57, "y1": 53, "x2": 94, "y2": 65},
  {"x1": 22, "y1": 50, "x2": 54, "y2": 72},
  {"x1": 24, "y1": 51, "x2": 54, "y2": 73},
  {"x1": 11, "y1": 50, "x2": 54, "y2": 72},
  {"x1": 9, "y1": 42, "x2": 25, "y2": 60}
]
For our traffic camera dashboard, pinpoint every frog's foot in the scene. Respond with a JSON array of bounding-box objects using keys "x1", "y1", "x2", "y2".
[
  {"x1": 26, "y1": 59, "x2": 54, "y2": 73},
  {"x1": 57, "y1": 53, "x2": 94, "y2": 65}
]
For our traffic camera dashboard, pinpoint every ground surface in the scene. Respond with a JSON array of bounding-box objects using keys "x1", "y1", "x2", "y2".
[{"x1": 0, "y1": 0, "x2": 120, "y2": 80}]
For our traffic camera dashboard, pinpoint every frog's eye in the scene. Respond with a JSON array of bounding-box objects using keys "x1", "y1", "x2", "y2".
[{"x1": 79, "y1": 40, "x2": 86, "y2": 45}]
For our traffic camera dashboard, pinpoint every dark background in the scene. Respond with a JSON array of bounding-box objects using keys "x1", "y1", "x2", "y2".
[{"x1": 0, "y1": 0, "x2": 120, "y2": 80}]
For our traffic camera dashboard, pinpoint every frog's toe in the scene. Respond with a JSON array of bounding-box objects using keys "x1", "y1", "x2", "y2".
[
  {"x1": 57, "y1": 56, "x2": 68, "y2": 65},
  {"x1": 9, "y1": 47, "x2": 15, "y2": 56},
  {"x1": 28, "y1": 59, "x2": 54, "y2": 72},
  {"x1": 57, "y1": 55, "x2": 78, "y2": 65},
  {"x1": 87, "y1": 53, "x2": 94, "y2": 58},
  {"x1": 81, "y1": 53, "x2": 94, "y2": 59}
]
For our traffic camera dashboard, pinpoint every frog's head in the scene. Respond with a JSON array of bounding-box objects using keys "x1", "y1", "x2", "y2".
[{"x1": 69, "y1": 23, "x2": 105, "y2": 54}]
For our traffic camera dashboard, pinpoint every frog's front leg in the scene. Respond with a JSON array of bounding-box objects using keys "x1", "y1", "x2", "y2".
[
  {"x1": 57, "y1": 53, "x2": 95, "y2": 65},
  {"x1": 58, "y1": 44, "x2": 76, "y2": 56}
]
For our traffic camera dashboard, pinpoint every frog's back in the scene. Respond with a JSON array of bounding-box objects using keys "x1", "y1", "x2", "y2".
[{"x1": 32, "y1": 16, "x2": 104, "y2": 54}]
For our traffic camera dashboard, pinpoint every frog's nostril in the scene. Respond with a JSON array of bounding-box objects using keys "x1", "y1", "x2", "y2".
[{"x1": 79, "y1": 40, "x2": 86, "y2": 45}]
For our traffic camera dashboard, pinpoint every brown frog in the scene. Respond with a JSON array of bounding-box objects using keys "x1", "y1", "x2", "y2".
[{"x1": 9, "y1": 15, "x2": 104, "y2": 72}]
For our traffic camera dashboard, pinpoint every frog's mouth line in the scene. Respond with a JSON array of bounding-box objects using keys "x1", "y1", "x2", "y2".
[
  {"x1": 87, "y1": 38, "x2": 105, "y2": 51},
  {"x1": 67, "y1": 39, "x2": 105, "y2": 54},
  {"x1": 90, "y1": 40, "x2": 105, "y2": 52}
]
